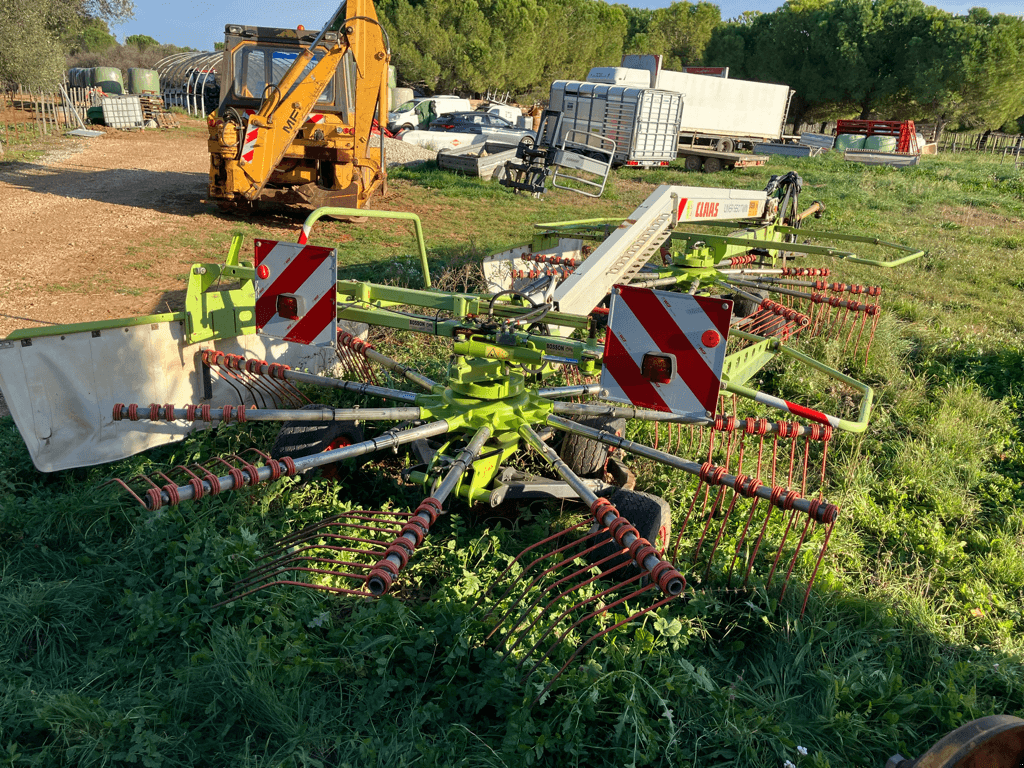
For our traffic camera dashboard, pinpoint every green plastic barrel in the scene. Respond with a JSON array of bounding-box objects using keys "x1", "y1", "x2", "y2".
[
  {"x1": 128, "y1": 68, "x2": 160, "y2": 94},
  {"x1": 835, "y1": 134, "x2": 866, "y2": 151},
  {"x1": 93, "y1": 67, "x2": 124, "y2": 95},
  {"x1": 864, "y1": 135, "x2": 898, "y2": 152}
]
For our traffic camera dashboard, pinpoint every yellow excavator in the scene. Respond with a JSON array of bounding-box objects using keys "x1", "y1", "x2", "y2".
[{"x1": 206, "y1": 0, "x2": 389, "y2": 211}]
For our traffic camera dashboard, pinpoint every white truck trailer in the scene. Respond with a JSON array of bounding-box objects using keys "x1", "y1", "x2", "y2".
[
  {"x1": 548, "y1": 80, "x2": 682, "y2": 168},
  {"x1": 617, "y1": 54, "x2": 794, "y2": 152}
]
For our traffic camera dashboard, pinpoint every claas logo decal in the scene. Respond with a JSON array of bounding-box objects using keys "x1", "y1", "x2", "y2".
[{"x1": 677, "y1": 199, "x2": 721, "y2": 220}]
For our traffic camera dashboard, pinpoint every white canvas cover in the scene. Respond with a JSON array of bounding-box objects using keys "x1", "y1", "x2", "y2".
[{"x1": 0, "y1": 320, "x2": 337, "y2": 472}]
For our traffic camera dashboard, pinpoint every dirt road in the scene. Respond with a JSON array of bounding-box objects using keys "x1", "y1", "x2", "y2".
[{"x1": 0, "y1": 121, "x2": 232, "y2": 339}]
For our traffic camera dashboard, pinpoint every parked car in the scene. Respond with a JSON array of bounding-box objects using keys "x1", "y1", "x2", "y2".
[
  {"x1": 428, "y1": 111, "x2": 534, "y2": 142},
  {"x1": 388, "y1": 96, "x2": 472, "y2": 133}
]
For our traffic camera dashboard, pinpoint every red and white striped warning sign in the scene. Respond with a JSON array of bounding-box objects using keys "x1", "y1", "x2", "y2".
[
  {"x1": 241, "y1": 123, "x2": 259, "y2": 164},
  {"x1": 600, "y1": 286, "x2": 731, "y2": 417},
  {"x1": 254, "y1": 240, "x2": 337, "y2": 347}
]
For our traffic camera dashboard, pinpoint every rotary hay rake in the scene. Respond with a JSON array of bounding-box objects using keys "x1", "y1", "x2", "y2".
[{"x1": 0, "y1": 172, "x2": 922, "y2": 691}]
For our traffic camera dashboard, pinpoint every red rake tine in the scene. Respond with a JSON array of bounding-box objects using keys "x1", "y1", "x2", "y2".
[
  {"x1": 701, "y1": 487, "x2": 744, "y2": 581},
  {"x1": 518, "y1": 567, "x2": 647, "y2": 673},
  {"x1": 235, "y1": 544, "x2": 384, "y2": 588},
  {"x1": 478, "y1": 518, "x2": 593, "y2": 619},
  {"x1": 727, "y1": 498, "x2": 763, "y2": 586},
  {"x1": 527, "y1": 592, "x2": 680, "y2": 705},
  {"x1": 215, "y1": 577, "x2": 372, "y2": 606},
  {"x1": 500, "y1": 549, "x2": 638, "y2": 656},
  {"x1": 778, "y1": 516, "x2": 814, "y2": 604},
  {"x1": 486, "y1": 530, "x2": 608, "y2": 646},
  {"x1": 800, "y1": 521, "x2": 835, "y2": 615},
  {"x1": 522, "y1": 576, "x2": 663, "y2": 683},
  {"x1": 267, "y1": 512, "x2": 409, "y2": 551}
]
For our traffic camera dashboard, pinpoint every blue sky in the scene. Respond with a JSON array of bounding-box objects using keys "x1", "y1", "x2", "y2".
[{"x1": 113, "y1": 1, "x2": 1020, "y2": 52}]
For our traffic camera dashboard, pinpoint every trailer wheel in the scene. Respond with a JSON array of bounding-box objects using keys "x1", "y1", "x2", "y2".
[
  {"x1": 492, "y1": 164, "x2": 508, "y2": 182},
  {"x1": 704, "y1": 157, "x2": 723, "y2": 173},
  {"x1": 270, "y1": 403, "x2": 364, "y2": 479},
  {"x1": 715, "y1": 138, "x2": 735, "y2": 153},
  {"x1": 560, "y1": 415, "x2": 625, "y2": 477},
  {"x1": 684, "y1": 155, "x2": 702, "y2": 172},
  {"x1": 586, "y1": 489, "x2": 672, "y2": 579}
]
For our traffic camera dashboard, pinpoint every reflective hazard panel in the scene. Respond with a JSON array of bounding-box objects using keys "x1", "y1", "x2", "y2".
[
  {"x1": 254, "y1": 240, "x2": 337, "y2": 347},
  {"x1": 601, "y1": 286, "x2": 731, "y2": 417}
]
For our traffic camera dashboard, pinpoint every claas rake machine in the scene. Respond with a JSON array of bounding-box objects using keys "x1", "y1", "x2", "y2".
[{"x1": 0, "y1": 173, "x2": 922, "y2": 692}]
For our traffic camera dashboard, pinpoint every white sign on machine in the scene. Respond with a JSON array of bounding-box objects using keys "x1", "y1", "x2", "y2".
[{"x1": 601, "y1": 285, "x2": 732, "y2": 418}]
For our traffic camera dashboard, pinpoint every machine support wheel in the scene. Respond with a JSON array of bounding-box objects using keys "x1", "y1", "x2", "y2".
[
  {"x1": 731, "y1": 288, "x2": 768, "y2": 318},
  {"x1": 887, "y1": 715, "x2": 1024, "y2": 768},
  {"x1": 270, "y1": 403, "x2": 365, "y2": 480},
  {"x1": 586, "y1": 489, "x2": 672, "y2": 578},
  {"x1": 559, "y1": 415, "x2": 626, "y2": 477}
]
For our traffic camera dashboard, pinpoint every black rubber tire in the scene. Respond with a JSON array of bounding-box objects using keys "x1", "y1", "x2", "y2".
[
  {"x1": 586, "y1": 489, "x2": 672, "y2": 579},
  {"x1": 684, "y1": 154, "x2": 702, "y2": 172},
  {"x1": 704, "y1": 157, "x2": 723, "y2": 173},
  {"x1": 270, "y1": 404, "x2": 364, "y2": 471},
  {"x1": 715, "y1": 138, "x2": 735, "y2": 153},
  {"x1": 559, "y1": 415, "x2": 626, "y2": 477},
  {"x1": 731, "y1": 288, "x2": 768, "y2": 318}
]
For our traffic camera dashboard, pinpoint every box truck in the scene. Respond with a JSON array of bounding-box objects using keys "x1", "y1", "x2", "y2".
[{"x1": 613, "y1": 54, "x2": 794, "y2": 152}]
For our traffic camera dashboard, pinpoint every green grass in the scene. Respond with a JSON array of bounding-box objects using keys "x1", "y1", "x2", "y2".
[{"x1": 3, "y1": 152, "x2": 1024, "y2": 767}]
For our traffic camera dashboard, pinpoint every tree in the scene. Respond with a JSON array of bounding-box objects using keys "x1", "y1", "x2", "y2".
[
  {"x1": 125, "y1": 33, "x2": 158, "y2": 51},
  {"x1": 0, "y1": 0, "x2": 133, "y2": 88},
  {"x1": 0, "y1": 0, "x2": 67, "y2": 88},
  {"x1": 908, "y1": 10, "x2": 1024, "y2": 134},
  {"x1": 377, "y1": 0, "x2": 625, "y2": 99},
  {"x1": 644, "y1": 1, "x2": 721, "y2": 70},
  {"x1": 77, "y1": 17, "x2": 117, "y2": 53},
  {"x1": 612, "y1": 4, "x2": 655, "y2": 53}
]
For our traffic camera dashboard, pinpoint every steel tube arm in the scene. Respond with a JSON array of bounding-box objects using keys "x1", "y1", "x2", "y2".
[{"x1": 298, "y1": 207, "x2": 431, "y2": 287}]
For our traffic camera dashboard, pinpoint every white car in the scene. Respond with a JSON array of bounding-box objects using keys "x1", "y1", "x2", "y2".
[{"x1": 387, "y1": 95, "x2": 472, "y2": 133}]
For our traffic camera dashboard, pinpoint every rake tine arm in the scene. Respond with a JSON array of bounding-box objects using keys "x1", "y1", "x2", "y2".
[
  {"x1": 366, "y1": 426, "x2": 492, "y2": 596},
  {"x1": 536, "y1": 383, "x2": 604, "y2": 399},
  {"x1": 112, "y1": 405, "x2": 425, "y2": 424},
  {"x1": 338, "y1": 330, "x2": 441, "y2": 394},
  {"x1": 546, "y1": 414, "x2": 839, "y2": 526},
  {"x1": 135, "y1": 420, "x2": 453, "y2": 510},
  {"x1": 519, "y1": 424, "x2": 686, "y2": 598},
  {"x1": 551, "y1": 401, "x2": 835, "y2": 440}
]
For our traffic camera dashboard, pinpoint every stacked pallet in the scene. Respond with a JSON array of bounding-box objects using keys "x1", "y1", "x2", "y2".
[{"x1": 139, "y1": 95, "x2": 179, "y2": 128}]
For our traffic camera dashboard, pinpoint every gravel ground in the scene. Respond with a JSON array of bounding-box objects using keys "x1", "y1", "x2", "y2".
[{"x1": 373, "y1": 133, "x2": 439, "y2": 166}]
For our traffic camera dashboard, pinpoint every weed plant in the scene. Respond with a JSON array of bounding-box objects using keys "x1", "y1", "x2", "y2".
[{"x1": 2, "y1": 152, "x2": 1024, "y2": 766}]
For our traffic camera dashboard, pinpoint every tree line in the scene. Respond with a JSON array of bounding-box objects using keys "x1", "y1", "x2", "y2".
[
  {"x1": 378, "y1": 0, "x2": 1024, "y2": 133},
  {"x1": 3, "y1": 0, "x2": 1022, "y2": 134}
]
